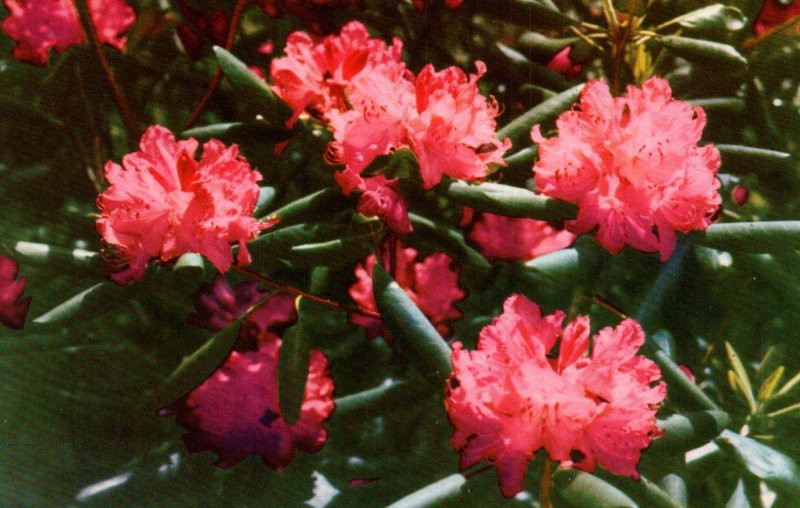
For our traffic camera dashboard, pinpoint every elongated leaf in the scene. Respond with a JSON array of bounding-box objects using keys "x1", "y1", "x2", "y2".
[
  {"x1": 717, "y1": 144, "x2": 791, "y2": 163},
  {"x1": 253, "y1": 186, "x2": 277, "y2": 217},
  {"x1": 654, "y1": 349, "x2": 722, "y2": 411},
  {"x1": 386, "y1": 474, "x2": 466, "y2": 508},
  {"x1": 32, "y1": 282, "x2": 134, "y2": 326},
  {"x1": 598, "y1": 472, "x2": 683, "y2": 508},
  {"x1": 496, "y1": 83, "x2": 583, "y2": 145},
  {"x1": 152, "y1": 308, "x2": 251, "y2": 408},
  {"x1": 688, "y1": 97, "x2": 745, "y2": 112},
  {"x1": 651, "y1": 410, "x2": 730, "y2": 452},
  {"x1": 13, "y1": 241, "x2": 98, "y2": 268},
  {"x1": 408, "y1": 213, "x2": 491, "y2": 271},
  {"x1": 725, "y1": 342, "x2": 757, "y2": 413},
  {"x1": 248, "y1": 222, "x2": 372, "y2": 264},
  {"x1": 725, "y1": 479, "x2": 749, "y2": 508},
  {"x1": 172, "y1": 253, "x2": 205, "y2": 287},
  {"x1": 474, "y1": 0, "x2": 576, "y2": 28},
  {"x1": 213, "y1": 46, "x2": 292, "y2": 125},
  {"x1": 691, "y1": 222, "x2": 800, "y2": 254},
  {"x1": 518, "y1": 31, "x2": 579, "y2": 55},
  {"x1": 444, "y1": 181, "x2": 576, "y2": 222},
  {"x1": 715, "y1": 430, "x2": 800, "y2": 496},
  {"x1": 372, "y1": 264, "x2": 452, "y2": 383},
  {"x1": 290, "y1": 233, "x2": 373, "y2": 262},
  {"x1": 524, "y1": 247, "x2": 579, "y2": 277},
  {"x1": 278, "y1": 323, "x2": 310, "y2": 424},
  {"x1": 659, "y1": 474, "x2": 688, "y2": 508},
  {"x1": 654, "y1": 36, "x2": 747, "y2": 69},
  {"x1": 504, "y1": 145, "x2": 538, "y2": 170},
  {"x1": 261, "y1": 187, "x2": 347, "y2": 223},
  {"x1": 181, "y1": 122, "x2": 243, "y2": 139},
  {"x1": 766, "y1": 401, "x2": 800, "y2": 418},
  {"x1": 553, "y1": 468, "x2": 638, "y2": 507},
  {"x1": 673, "y1": 4, "x2": 746, "y2": 32},
  {"x1": 334, "y1": 379, "x2": 412, "y2": 416},
  {"x1": 757, "y1": 366, "x2": 784, "y2": 401}
]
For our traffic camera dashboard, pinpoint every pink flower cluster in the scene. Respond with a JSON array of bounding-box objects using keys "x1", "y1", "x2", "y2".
[
  {"x1": 463, "y1": 209, "x2": 576, "y2": 262},
  {"x1": 163, "y1": 290, "x2": 334, "y2": 469},
  {"x1": 271, "y1": 21, "x2": 509, "y2": 232},
  {"x1": 96, "y1": 126, "x2": 268, "y2": 284},
  {"x1": 349, "y1": 241, "x2": 464, "y2": 340},
  {"x1": 532, "y1": 77, "x2": 721, "y2": 260},
  {"x1": 0, "y1": 255, "x2": 31, "y2": 329},
  {"x1": 1, "y1": 0, "x2": 135, "y2": 66},
  {"x1": 445, "y1": 294, "x2": 665, "y2": 497}
]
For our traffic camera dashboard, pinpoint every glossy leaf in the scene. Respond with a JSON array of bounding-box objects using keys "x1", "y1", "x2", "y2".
[
  {"x1": 651, "y1": 410, "x2": 730, "y2": 452},
  {"x1": 690, "y1": 222, "x2": 800, "y2": 254},
  {"x1": 672, "y1": 4, "x2": 747, "y2": 32},
  {"x1": 496, "y1": 83, "x2": 584, "y2": 145},
  {"x1": 371, "y1": 264, "x2": 452, "y2": 383},
  {"x1": 553, "y1": 468, "x2": 638, "y2": 507},
  {"x1": 278, "y1": 322, "x2": 310, "y2": 424},
  {"x1": 654, "y1": 36, "x2": 747, "y2": 69},
  {"x1": 386, "y1": 474, "x2": 466, "y2": 508},
  {"x1": 32, "y1": 282, "x2": 135, "y2": 326},
  {"x1": 408, "y1": 213, "x2": 491, "y2": 271},
  {"x1": 715, "y1": 430, "x2": 800, "y2": 496},
  {"x1": 444, "y1": 181, "x2": 576, "y2": 222}
]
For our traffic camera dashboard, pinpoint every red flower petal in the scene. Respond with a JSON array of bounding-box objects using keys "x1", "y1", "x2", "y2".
[{"x1": 0, "y1": 255, "x2": 31, "y2": 330}]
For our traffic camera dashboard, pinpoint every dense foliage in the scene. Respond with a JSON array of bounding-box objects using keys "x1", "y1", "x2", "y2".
[{"x1": 1, "y1": 0, "x2": 800, "y2": 506}]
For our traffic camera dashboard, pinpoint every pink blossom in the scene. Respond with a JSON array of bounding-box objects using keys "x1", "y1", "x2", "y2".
[
  {"x1": 188, "y1": 274, "x2": 266, "y2": 332},
  {"x1": 0, "y1": 256, "x2": 31, "y2": 329},
  {"x1": 445, "y1": 294, "x2": 665, "y2": 497},
  {"x1": 270, "y1": 20, "x2": 406, "y2": 128},
  {"x1": 408, "y1": 62, "x2": 511, "y2": 189},
  {"x1": 162, "y1": 295, "x2": 334, "y2": 469},
  {"x1": 96, "y1": 125, "x2": 267, "y2": 284},
  {"x1": 349, "y1": 242, "x2": 464, "y2": 339},
  {"x1": 1, "y1": 0, "x2": 135, "y2": 66},
  {"x1": 335, "y1": 171, "x2": 411, "y2": 234},
  {"x1": 546, "y1": 45, "x2": 583, "y2": 80},
  {"x1": 532, "y1": 77, "x2": 720, "y2": 260},
  {"x1": 465, "y1": 211, "x2": 576, "y2": 262}
]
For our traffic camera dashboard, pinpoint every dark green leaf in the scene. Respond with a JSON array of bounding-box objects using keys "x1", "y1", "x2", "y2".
[
  {"x1": 518, "y1": 32, "x2": 579, "y2": 56},
  {"x1": 32, "y1": 282, "x2": 134, "y2": 326},
  {"x1": 278, "y1": 322, "x2": 310, "y2": 424},
  {"x1": 717, "y1": 144, "x2": 792, "y2": 173},
  {"x1": 386, "y1": 474, "x2": 466, "y2": 508},
  {"x1": 688, "y1": 97, "x2": 746, "y2": 112},
  {"x1": 261, "y1": 187, "x2": 347, "y2": 224},
  {"x1": 181, "y1": 122, "x2": 243, "y2": 139},
  {"x1": 651, "y1": 410, "x2": 730, "y2": 452},
  {"x1": 725, "y1": 479, "x2": 750, "y2": 508},
  {"x1": 408, "y1": 213, "x2": 491, "y2": 271},
  {"x1": 496, "y1": 83, "x2": 583, "y2": 145},
  {"x1": 654, "y1": 36, "x2": 747, "y2": 69},
  {"x1": 715, "y1": 430, "x2": 800, "y2": 496},
  {"x1": 672, "y1": 4, "x2": 747, "y2": 32},
  {"x1": 213, "y1": 46, "x2": 293, "y2": 125},
  {"x1": 597, "y1": 472, "x2": 683, "y2": 508},
  {"x1": 372, "y1": 264, "x2": 452, "y2": 383},
  {"x1": 13, "y1": 241, "x2": 98, "y2": 269},
  {"x1": 444, "y1": 181, "x2": 576, "y2": 222},
  {"x1": 659, "y1": 474, "x2": 688, "y2": 508},
  {"x1": 553, "y1": 468, "x2": 638, "y2": 507},
  {"x1": 690, "y1": 222, "x2": 800, "y2": 254}
]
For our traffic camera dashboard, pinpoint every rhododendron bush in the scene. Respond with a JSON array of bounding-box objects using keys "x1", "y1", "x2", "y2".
[{"x1": 2, "y1": 1, "x2": 800, "y2": 506}]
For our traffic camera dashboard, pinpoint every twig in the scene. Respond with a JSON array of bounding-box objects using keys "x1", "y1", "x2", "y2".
[
  {"x1": 233, "y1": 265, "x2": 381, "y2": 319},
  {"x1": 75, "y1": 0, "x2": 140, "y2": 142},
  {"x1": 181, "y1": 0, "x2": 249, "y2": 131}
]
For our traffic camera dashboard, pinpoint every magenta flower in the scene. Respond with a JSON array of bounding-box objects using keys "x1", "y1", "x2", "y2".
[
  {"x1": 335, "y1": 171, "x2": 412, "y2": 234},
  {"x1": 0, "y1": 256, "x2": 31, "y2": 330},
  {"x1": 532, "y1": 77, "x2": 721, "y2": 260},
  {"x1": 753, "y1": 0, "x2": 800, "y2": 35},
  {"x1": 445, "y1": 294, "x2": 665, "y2": 497},
  {"x1": 162, "y1": 296, "x2": 334, "y2": 469},
  {"x1": 465, "y1": 211, "x2": 576, "y2": 262},
  {"x1": 188, "y1": 274, "x2": 267, "y2": 332},
  {"x1": 96, "y1": 125, "x2": 267, "y2": 285},
  {"x1": 411, "y1": 0, "x2": 462, "y2": 12},
  {"x1": 1, "y1": 0, "x2": 135, "y2": 66},
  {"x1": 349, "y1": 242, "x2": 464, "y2": 339},
  {"x1": 546, "y1": 45, "x2": 583, "y2": 80}
]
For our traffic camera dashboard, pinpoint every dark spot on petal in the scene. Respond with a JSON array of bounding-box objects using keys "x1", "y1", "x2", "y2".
[
  {"x1": 259, "y1": 409, "x2": 280, "y2": 427},
  {"x1": 449, "y1": 376, "x2": 461, "y2": 390},
  {"x1": 570, "y1": 449, "x2": 586, "y2": 463},
  {"x1": 473, "y1": 143, "x2": 497, "y2": 154}
]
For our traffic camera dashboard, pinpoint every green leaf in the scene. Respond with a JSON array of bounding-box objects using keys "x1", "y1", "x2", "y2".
[
  {"x1": 659, "y1": 474, "x2": 688, "y2": 508},
  {"x1": 688, "y1": 97, "x2": 746, "y2": 112},
  {"x1": 172, "y1": 253, "x2": 205, "y2": 286},
  {"x1": 152, "y1": 307, "x2": 252, "y2": 409},
  {"x1": 503, "y1": 145, "x2": 538, "y2": 170},
  {"x1": 690, "y1": 222, "x2": 800, "y2": 254},
  {"x1": 334, "y1": 379, "x2": 414, "y2": 416},
  {"x1": 371, "y1": 264, "x2": 452, "y2": 383},
  {"x1": 496, "y1": 83, "x2": 584, "y2": 145},
  {"x1": 32, "y1": 282, "x2": 135, "y2": 326},
  {"x1": 444, "y1": 181, "x2": 576, "y2": 222},
  {"x1": 553, "y1": 468, "x2": 638, "y2": 507},
  {"x1": 715, "y1": 430, "x2": 800, "y2": 496},
  {"x1": 725, "y1": 342, "x2": 757, "y2": 413},
  {"x1": 477, "y1": 0, "x2": 576, "y2": 28},
  {"x1": 213, "y1": 46, "x2": 293, "y2": 125},
  {"x1": 248, "y1": 222, "x2": 372, "y2": 266},
  {"x1": 408, "y1": 213, "x2": 491, "y2": 271},
  {"x1": 253, "y1": 186, "x2": 277, "y2": 217},
  {"x1": 289, "y1": 233, "x2": 373, "y2": 262},
  {"x1": 597, "y1": 472, "x2": 683, "y2": 508},
  {"x1": 181, "y1": 122, "x2": 243, "y2": 139},
  {"x1": 654, "y1": 348, "x2": 722, "y2": 411},
  {"x1": 386, "y1": 474, "x2": 466, "y2": 508},
  {"x1": 672, "y1": 4, "x2": 747, "y2": 32},
  {"x1": 717, "y1": 144, "x2": 792, "y2": 172},
  {"x1": 775, "y1": 370, "x2": 800, "y2": 399},
  {"x1": 523, "y1": 247, "x2": 579, "y2": 278},
  {"x1": 766, "y1": 401, "x2": 800, "y2": 418},
  {"x1": 13, "y1": 241, "x2": 98, "y2": 269},
  {"x1": 261, "y1": 187, "x2": 347, "y2": 224},
  {"x1": 518, "y1": 31, "x2": 579, "y2": 56},
  {"x1": 654, "y1": 36, "x2": 747, "y2": 69},
  {"x1": 278, "y1": 321, "x2": 310, "y2": 424},
  {"x1": 725, "y1": 479, "x2": 749, "y2": 508},
  {"x1": 651, "y1": 410, "x2": 730, "y2": 453}
]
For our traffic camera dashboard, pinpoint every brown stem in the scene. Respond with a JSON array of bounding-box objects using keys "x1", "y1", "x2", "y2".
[
  {"x1": 233, "y1": 265, "x2": 381, "y2": 319},
  {"x1": 540, "y1": 459, "x2": 553, "y2": 508},
  {"x1": 181, "y1": 0, "x2": 249, "y2": 131},
  {"x1": 75, "y1": 0, "x2": 140, "y2": 142}
]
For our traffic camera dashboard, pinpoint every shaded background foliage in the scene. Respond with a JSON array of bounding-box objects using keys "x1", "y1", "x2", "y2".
[{"x1": 1, "y1": 0, "x2": 800, "y2": 506}]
